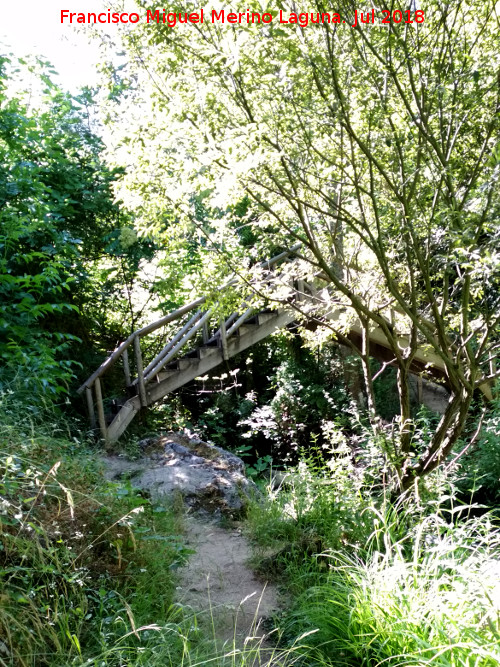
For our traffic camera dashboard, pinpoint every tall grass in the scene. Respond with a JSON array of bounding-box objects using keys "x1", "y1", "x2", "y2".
[
  {"x1": 3, "y1": 388, "x2": 500, "y2": 667},
  {"x1": 251, "y1": 460, "x2": 500, "y2": 667},
  {"x1": 0, "y1": 391, "x2": 188, "y2": 666},
  {"x1": 292, "y1": 518, "x2": 500, "y2": 664},
  {"x1": 0, "y1": 390, "x2": 312, "y2": 667}
]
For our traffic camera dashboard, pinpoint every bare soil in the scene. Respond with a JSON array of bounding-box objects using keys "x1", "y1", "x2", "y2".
[{"x1": 178, "y1": 516, "x2": 280, "y2": 645}]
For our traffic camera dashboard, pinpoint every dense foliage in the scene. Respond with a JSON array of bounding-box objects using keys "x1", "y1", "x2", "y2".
[
  {"x1": 102, "y1": 0, "x2": 500, "y2": 489},
  {"x1": 2, "y1": 2, "x2": 500, "y2": 664},
  {"x1": 0, "y1": 56, "x2": 161, "y2": 397}
]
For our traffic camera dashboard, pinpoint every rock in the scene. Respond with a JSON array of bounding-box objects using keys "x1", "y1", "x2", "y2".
[
  {"x1": 102, "y1": 432, "x2": 259, "y2": 518},
  {"x1": 164, "y1": 441, "x2": 192, "y2": 457}
]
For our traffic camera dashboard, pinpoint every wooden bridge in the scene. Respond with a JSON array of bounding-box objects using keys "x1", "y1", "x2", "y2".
[{"x1": 78, "y1": 248, "x2": 490, "y2": 443}]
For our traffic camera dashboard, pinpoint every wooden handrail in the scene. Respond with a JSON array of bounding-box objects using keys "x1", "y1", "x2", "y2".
[
  {"x1": 208, "y1": 312, "x2": 239, "y2": 344},
  {"x1": 77, "y1": 246, "x2": 301, "y2": 394},
  {"x1": 78, "y1": 233, "x2": 496, "y2": 441},
  {"x1": 144, "y1": 309, "x2": 213, "y2": 383},
  {"x1": 142, "y1": 309, "x2": 202, "y2": 379},
  {"x1": 226, "y1": 307, "x2": 254, "y2": 338},
  {"x1": 261, "y1": 243, "x2": 301, "y2": 269},
  {"x1": 76, "y1": 295, "x2": 207, "y2": 393}
]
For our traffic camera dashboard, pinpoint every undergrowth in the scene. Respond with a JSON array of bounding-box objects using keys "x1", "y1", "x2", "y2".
[
  {"x1": 0, "y1": 390, "x2": 313, "y2": 666},
  {"x1": 3, "y1": 386, "x2": 500, "y2": 667},
  {"x1": 0, "y1": 391, "x2": 190, "y2": 666},
  {"x1": 245, "y1": 451, "x2": 500, "y2": 666}
]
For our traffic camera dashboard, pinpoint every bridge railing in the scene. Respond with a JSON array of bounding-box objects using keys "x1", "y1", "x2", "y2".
[{"x1": 77, "y1": 245, "x2": 301, "y2": 436}]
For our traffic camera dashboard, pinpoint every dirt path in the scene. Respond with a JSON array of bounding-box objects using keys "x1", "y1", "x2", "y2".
[
  {"x1": 178, "y1": 516, "x2": 280, "y2": 645},
  {"x1": 101, "y1": 438, "x2": 287, "y2": 664}
]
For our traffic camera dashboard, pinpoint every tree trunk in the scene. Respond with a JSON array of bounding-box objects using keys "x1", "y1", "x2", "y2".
[
  {"x1": 401, "y1": 389, "x2": 473, "y2": 491},
  {"x1": 397, "y1": 365, "x2": 412, "y2": 456}
]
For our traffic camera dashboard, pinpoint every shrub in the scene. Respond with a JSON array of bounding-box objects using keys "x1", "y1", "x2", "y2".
[
  {"x1": 246, "y1": 436, "x2": 373, "y2": 575},
  {"x1": 284, "y1": 504, "x2": 500, "y2": 666},
  {"x1": 461, "y1": 395, "x2": 500, "y2": 504},
  {"x1": 239, "y1": 344, "x2": 354, "y2": 464}
]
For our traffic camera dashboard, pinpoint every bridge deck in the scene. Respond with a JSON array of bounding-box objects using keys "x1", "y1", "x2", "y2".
[{"x1": 78, "y1": 250, "x2": 491, "y2": 442}]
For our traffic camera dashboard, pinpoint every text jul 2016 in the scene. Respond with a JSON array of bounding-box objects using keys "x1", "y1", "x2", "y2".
[{"x1": 60, "y1": 8, "x2": 425, "y2": 26}]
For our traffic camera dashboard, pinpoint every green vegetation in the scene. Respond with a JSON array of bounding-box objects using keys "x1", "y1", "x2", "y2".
[
  {"x1": 0, "y1": 392, "x2": 189, "y2": 665},
  {"x1": 0, "y1": 54, "x2": 164, "y2": 396},
  {"x1": 2, "y1": 0, "x2": 500, "y2": 664},
  {"x1": 3, "y1": 380, "x2": 500, "y2": 665},
  {"x1": 106, "y1": 0, "x2": 500, "y2": 489},
  {"x1": 245, "y1": 455, "x2": 500, "y2": 666}
]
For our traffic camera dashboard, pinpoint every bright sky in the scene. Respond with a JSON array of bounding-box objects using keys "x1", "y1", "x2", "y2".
[{"x1": 1, "y1": 0, "x2": 109, "y2": 92}]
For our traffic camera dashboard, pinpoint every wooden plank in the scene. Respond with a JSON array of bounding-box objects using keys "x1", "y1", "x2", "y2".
[
  {"x1": 220, "y1": 317, "x2": 229, "y2": 361},
  {"x1": 134, "y1": 336, "x2": 147, "y2": 408},
  {"x1": 85, "y1": 387, "x2": 96, "y2": 431},
  {"x1": 122, "y1": 348, "x2": 131, "y2": 386},
  {"x1": 143, "y1": 310, "x2": 212, "y2": 382},
  {"x1": 94, "y1": 378, "x2": 107, "y2": 443},
  {"x1": 142, "y1": 309, "x2": 201, "y2": 379}
]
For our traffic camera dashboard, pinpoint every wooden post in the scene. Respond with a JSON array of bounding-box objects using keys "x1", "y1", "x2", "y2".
[
  {"x1": 122, "y1": 348, "x2": 131, "y2": 386},
  {"x1": 304, "y1": 280, "x2": 318, "y2": 300},
  {"x1": 202, "y1": 317, "x2": 210, "y2": 344},
  {"x1": 297, "y1": 279, "x2": 305, "y2": 302},
  {"x1": 85, "y1": 386, "x2": 96, "y2": 431},
  {"x1": 220, "y1": 317, "x2": 229, "y2": 361},
  {"x1": 134, "y1": 335, "x2": 147, "y2": 408},
  {"x1": 94, "y1": 378, "x2": 108, "y2": 443}
]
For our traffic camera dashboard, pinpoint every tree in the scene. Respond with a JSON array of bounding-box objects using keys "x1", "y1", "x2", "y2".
[
  {"x1": 102, "y1": 0, "x2": 500, "y2": 490},
  {"x1": 0, "y1": 55, "x2": 152, "y2": 394}
]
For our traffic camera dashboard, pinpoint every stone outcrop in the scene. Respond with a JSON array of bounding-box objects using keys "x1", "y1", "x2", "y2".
[{"x1": 102, "y1": 432, "x2": 258, "y2": 517}]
